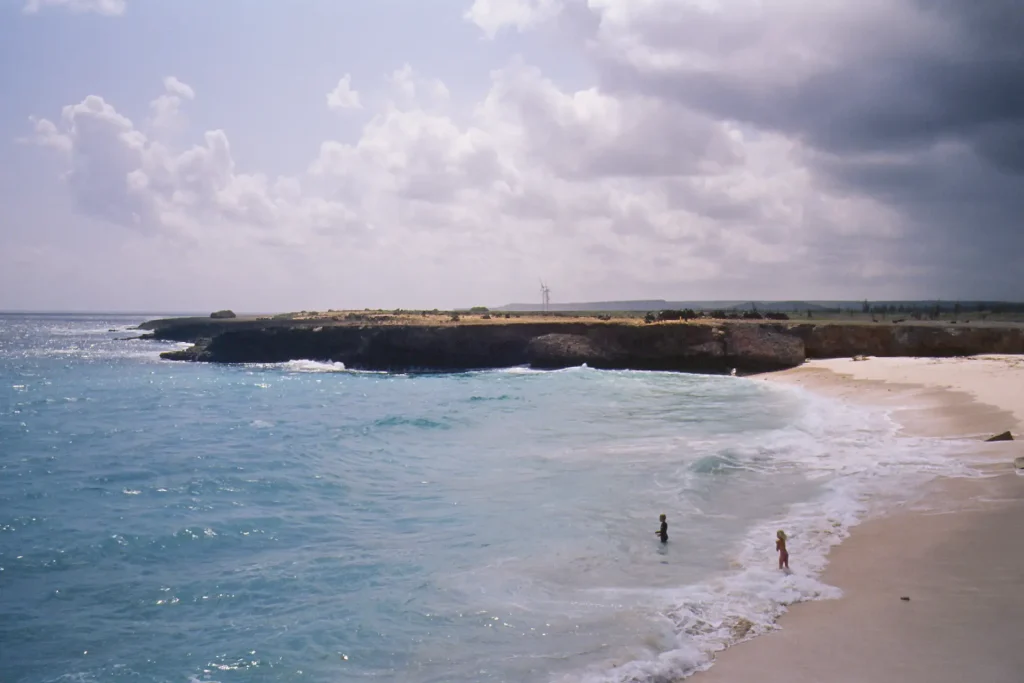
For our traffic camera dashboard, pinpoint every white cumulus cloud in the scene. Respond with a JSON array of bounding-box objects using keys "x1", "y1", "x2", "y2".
[
  {"x1": 149, "y1": 76, "x2": 196, "y2": 132},
  {"x1": 163, "y1": 76, "x2": 195, "y2": 101},
  {"x1": 326, "y1": 75, "x2": 362, "y2": 111},
  {"x1": 28, "y1": 86, "x2": 356, "y2": 245},
  {"x1": 26, "y1": 65, "x2": 903, "y2": 305},
  {"x1": 23, "y1": 0, "x2": 126, "y2": 15},
  {"x1": 465, "y1": 0, "x2": 563, "y2": 38}
]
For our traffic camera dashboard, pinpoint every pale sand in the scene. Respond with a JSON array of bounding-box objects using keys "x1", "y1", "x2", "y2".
[
  {"x1": 691, "y1": 355, "x2": 1024, "y2": 683},
  {"x1": 764, "y1": 354, "x2": 1024, "y2": 439}
]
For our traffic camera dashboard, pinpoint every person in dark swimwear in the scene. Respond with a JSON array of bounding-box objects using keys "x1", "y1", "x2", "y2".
[
  {"x1": 655, "y1": 514, "x2": 668, "y2": 543},
  {"x1": 776, "y1": 530, "x2": 789, "y2": 570}
]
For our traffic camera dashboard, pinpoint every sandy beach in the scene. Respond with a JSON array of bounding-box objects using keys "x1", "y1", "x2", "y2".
[{"x1": 692, "y1": 355, "x2": 1024, "y2": 683}]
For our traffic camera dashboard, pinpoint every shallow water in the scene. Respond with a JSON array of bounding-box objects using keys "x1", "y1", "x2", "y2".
[{"x1": 0, "y1": 314, "x2": 974, "y2": 683}]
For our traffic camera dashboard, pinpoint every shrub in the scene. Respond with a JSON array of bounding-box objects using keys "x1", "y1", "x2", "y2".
[{"x1": 656, "y1": 309, "x2": 698, "y2": 322}]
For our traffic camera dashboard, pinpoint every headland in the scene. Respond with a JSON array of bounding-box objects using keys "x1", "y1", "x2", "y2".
[{"x1": 138, "y1": 310, "x2": 1024, "y2": 375}]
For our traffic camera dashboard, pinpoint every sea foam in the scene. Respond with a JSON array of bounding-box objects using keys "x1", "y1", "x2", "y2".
[{"x1": 553, "y1": 382, "x2": 978, "y2": 683}]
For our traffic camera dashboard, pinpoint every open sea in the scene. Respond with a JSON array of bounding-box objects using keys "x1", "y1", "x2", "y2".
[{"x1": 0, "y1": 314, "x2": 977, "y2": 683}]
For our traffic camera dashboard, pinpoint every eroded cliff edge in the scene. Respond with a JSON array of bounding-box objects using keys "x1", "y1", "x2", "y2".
[{"x1": 139, "y1": 316, "x2": 1024, "y2": 375}]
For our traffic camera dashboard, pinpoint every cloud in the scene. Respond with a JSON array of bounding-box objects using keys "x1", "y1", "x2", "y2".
[
  {"x1": 162, "y1": 76, "x2": 195, "y2": 101},
  {"x1": 481, "y1": 59, "x2": 742, "y2": 179},
  {"x1": 20, "y1": 66, "x2": 956, "y2": 305},
  {"x1": 326, "y1": 75, "x2": 362, "y2": 111},
  {"x1": 27, "y1": 86, "x2": 357, "y2": 246},
  {"x1": 388, "y1": 64, "x2": 450, "y2": 108},
  {"x1": 21, "y1": 0, "x2": 1024, "y2": 307},
  {"x1": 149, "y1": 76, "x2": 196, "y2": 132},
  {"x1": 464, "y1": 0, "x2": 1024, "y2": 299},
  {"x1": 465, "y1": 0, "x2": 563, "y2": 38},
  {"x1": 23, "y1": 0, "x2": 126, "y2": 15},
  {"x1": 21, "y1": 116, "x2": 72, "y2": 151}
]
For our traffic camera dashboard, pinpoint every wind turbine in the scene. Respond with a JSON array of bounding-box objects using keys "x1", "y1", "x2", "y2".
[{"x1": 539, "y1": 280, "x2": 551, "y2": 313}]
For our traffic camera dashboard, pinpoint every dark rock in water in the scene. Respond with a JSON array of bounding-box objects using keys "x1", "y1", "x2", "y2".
[
  {"x1": 160, "y1": 339, "x2": 211, "y2": 362},
  {"x1": 210, "y1": 309, "x2": 237, "y2": 319},
  {"x1": 160, "y1": 348, "x2": 202, "y2": 361},
  {"x1": 900, "y1": 596, "x2": 910, "y2": 601},
  {"x1": 985, "y1": 431, "x2": 1014, "y2": 442}
]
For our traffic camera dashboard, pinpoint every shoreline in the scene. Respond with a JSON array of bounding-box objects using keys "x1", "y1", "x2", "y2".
[{"x1": 689, "y1": 355, "x2": 1024, "y2": 682}]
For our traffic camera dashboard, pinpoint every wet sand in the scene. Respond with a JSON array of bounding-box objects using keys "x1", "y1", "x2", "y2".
[{"x1": 692, "y1": 355, "x2": 1024, "y2": 683}]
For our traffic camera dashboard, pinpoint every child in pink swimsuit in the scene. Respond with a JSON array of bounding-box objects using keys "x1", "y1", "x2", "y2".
[{"x1": 776, "y1": 530, "x2": 789, "y2": 570}]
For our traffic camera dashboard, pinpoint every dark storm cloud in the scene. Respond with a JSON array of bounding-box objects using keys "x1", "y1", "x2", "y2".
[
  {"x1": 816, "y1": 143, "x2": 1024, "y2": 295},
  {"x1": 596, "y1": 4, "x2": 1024, "y2": 161},
  {"x1": 584, "y1": 0, "x2": 1024, "y2": 296}
]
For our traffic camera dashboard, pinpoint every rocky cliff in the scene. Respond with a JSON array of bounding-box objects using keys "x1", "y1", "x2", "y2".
[
  {"x1": 788, "y1": 323, "x2": 1024, "y2": 357},
  {"x1": 142, "y1": 316, "x2": 1024, "y2": 375}
]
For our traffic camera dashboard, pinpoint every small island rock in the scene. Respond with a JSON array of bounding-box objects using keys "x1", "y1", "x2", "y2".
[{"x1": 985, "y1": 431, "x2": 1014, "y2": 442}]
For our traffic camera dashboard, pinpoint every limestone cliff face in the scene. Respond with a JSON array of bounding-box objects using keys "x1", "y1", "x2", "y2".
[
  {"x1": 161, "y1": 322, "x2": 765, "y2": 373},
  {"x1": 789, "y1": 324, "x2": 1024, "y2": 358},
  {"x1": 148, "y1": 317, "x2": 1024, "y2": 375},
  {"x1": 723, "y1": 325, "x2": 805, "y2": 369},
  {"x1": 523, "y1": 325, "x2": 799, "y2": 372}
]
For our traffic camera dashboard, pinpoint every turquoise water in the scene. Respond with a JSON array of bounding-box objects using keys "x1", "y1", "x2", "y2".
[{"x1": 0, "y1": 315, "x2": 968, "y2": 683}]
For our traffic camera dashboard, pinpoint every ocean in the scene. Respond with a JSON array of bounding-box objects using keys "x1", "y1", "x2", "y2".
[{"x1": 0, "y1": 314, "x2": 976, "y2": 683}]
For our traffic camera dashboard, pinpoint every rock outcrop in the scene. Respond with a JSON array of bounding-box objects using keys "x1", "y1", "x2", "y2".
[
  {"x1": 985, "y1": 431, "x2": 1014, "y2": 442},
  {"x1": 141, "y1": 316, "x2": 1024, "y2": 376}
]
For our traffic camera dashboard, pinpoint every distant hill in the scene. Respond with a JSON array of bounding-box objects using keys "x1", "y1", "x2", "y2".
[
  {"x1": 495, "y1": 300, "x2": 1022, "y2": 313},
  {"x1": 498, "y1": 300, "x2": 674, "y2": 312},
  {"x1": 723, "y1": 301, "x2": 831, "y2": 312},
  {"x1": 497, "y1": 300, "x2": 829, "y2": 312}
]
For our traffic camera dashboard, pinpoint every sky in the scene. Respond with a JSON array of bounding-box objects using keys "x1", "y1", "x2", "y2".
[{"x1": 1, "y1": 0, "x2": 1022, "y2": 312}]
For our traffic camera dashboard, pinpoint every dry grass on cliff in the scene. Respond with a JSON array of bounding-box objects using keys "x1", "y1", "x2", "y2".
[
  {"x1": 279, "y1": 309, "x2": 654, "y2": 327},
  {"x1": 265, "y1": 309, "x2": 1024, "y2": 329}
]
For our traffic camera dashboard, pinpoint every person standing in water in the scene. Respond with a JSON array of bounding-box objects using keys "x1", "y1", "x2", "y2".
[
  {"x1": 776, "y1": 530, "x2": 789, "y2": 570},
  {"x1": 655, "y1": 514, "x2": 668, "y2": 544}
]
